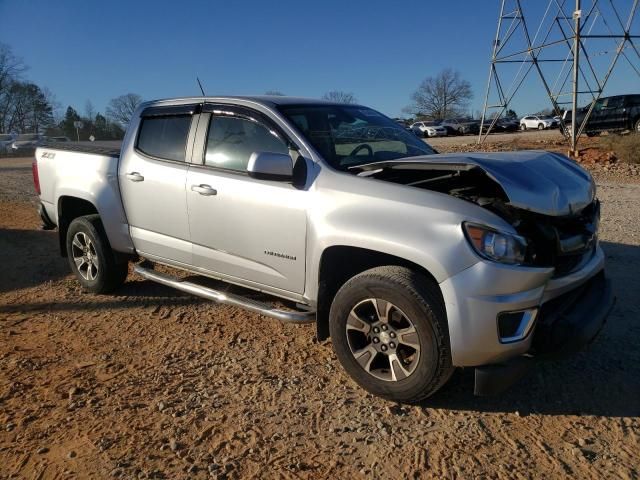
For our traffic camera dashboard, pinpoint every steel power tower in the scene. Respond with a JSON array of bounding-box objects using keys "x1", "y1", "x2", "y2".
[{"x1": 479, "y1": 0, "x2": 639, "y2": 155}]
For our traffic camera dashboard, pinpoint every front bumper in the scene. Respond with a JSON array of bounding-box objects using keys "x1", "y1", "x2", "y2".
[
  {"x1": 474, "y1": 271, "x2": 614, "y2": 395},
  {"x1": 423, "y1": 129, "x2": 447, "y2": 137},
  {"x1": 440, "y1": 244, "x2": 606, "y2": 367}
]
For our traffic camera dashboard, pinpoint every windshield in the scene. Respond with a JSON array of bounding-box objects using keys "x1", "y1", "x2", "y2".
[{"x1": 278, "y1": 105, "x2": 435, "y2": 170}]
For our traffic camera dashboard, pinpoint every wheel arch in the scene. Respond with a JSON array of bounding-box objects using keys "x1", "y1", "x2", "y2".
[
  {"x1": 57, "y1": 195, "x2": 99, "y2": 257},
  {"x1": 315, "y1": 245, "x2": 444, "y2": 341}
]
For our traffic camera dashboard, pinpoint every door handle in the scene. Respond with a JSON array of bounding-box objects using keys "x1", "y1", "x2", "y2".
[
  {"x1": 191, "y1": 184, "x2": 217, "y2": 196},
  {"x1": 126, "y1": 172, "x2": 144, "y2": 182}
]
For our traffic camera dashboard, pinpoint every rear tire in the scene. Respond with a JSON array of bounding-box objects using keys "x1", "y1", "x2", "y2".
[
  {"x1": 538, "y1": 123, "x2": 545, "y2": 130},
  {"x1": 634, "y1": 118, "x2": 640, "y2": 133},
  {"x1": 329, "y1": 266, "x2": 453, "y2": 403},
  {"x1": 66, "y1": 215, "x2": 128, "y2": 294}
]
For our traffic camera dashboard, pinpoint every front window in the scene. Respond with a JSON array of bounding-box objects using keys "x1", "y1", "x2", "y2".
[
  {"x1": 204, "y1": 116, "x2": 288, "y2": 172},
  {"x1": 278, "y1": 105, "x2": 434, "y2": 170}
]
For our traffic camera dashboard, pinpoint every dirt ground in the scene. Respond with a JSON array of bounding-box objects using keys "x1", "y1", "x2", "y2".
[{"x1": 1, "y1": 150, "x2": 639, "y2": 479}]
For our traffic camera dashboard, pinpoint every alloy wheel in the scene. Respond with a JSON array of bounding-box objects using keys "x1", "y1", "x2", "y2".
[
  {"x1": 345, "y1": 298, "x2": 421, "y2": 382},
  {"x1": 71, "y1": 232, "x2": 99, "y2": 281}
]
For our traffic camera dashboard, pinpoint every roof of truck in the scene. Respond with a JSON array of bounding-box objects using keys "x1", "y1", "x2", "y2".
[{"x1": 147, "y1": 95, "x2": 363, "y2": 108}]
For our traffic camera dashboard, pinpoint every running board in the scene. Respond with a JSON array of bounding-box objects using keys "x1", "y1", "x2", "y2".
[{"x1": 133, "y1": 265, "x2": 316, "y2": 324}]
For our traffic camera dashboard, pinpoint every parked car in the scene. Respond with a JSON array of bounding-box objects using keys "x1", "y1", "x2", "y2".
[
  {"x1": 34, "y1": 95, "x2": 612, "y2": 402},
  {"x1": 520, "y1": 115, "x2": 557, "y2": 130},
  {"x1": 478, "y1": 118, "x2": 519, "y2": 134},
  {"x1": 409, "y1": 121, "x2": 448, "y2": 137},
  {"x1": 440, "y1": 118, "x2": 480, "y2": 135},
  {"x1": 0, "y1": 133, "x2": 17, "y2": 154},
  {"x1": 495, "y1": 118, "x2": 520, "y2": 132},
  {"x1": 11, "y1": 133, "x2": 47, "y2": 153},
  {"x1": 563, "y1": 94, "x2": 640, "y2": 136}
]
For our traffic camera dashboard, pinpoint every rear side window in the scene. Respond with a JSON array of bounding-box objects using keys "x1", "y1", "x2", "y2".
[
  {"x1": 205, "y1": 116, "x2": 288, "y2": 171},
  {"x1": 137, "y1": 115, "x2": 192, "y2": 161}
]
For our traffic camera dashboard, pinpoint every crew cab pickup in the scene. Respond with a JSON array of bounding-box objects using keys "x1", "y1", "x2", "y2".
[
  {"x1": 563, "y1": 94, "x2": 640, "y2": 136},
  {"x1": 34, "y1": 96, "x2": 614, "y2": 402}
]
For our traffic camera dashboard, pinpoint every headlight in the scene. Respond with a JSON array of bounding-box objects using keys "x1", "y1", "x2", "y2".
[{"x1": 463, "y1": 223, "x2": 527, "y2": 265}]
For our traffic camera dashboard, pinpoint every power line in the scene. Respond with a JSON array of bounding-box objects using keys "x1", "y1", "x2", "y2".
[{"x1": 479, "y1": 0, "x2": 639, "y2": 155}]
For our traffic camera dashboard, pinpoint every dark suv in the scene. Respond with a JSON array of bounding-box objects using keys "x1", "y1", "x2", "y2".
[{"x1": 563, "y1": 94, "x2": 640, "y2": 136}]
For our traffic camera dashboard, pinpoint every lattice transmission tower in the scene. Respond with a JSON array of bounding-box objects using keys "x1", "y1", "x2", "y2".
[{"x1": 479, "y1": 0, "x2": 640, "y2": 155}]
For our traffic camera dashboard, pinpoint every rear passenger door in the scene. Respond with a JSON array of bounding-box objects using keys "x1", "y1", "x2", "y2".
[
  {"x1": 601, "y1": 96, "x2": 626, "y2": 131},
  {"x1": 119, "y1": 104, "x2": 199, "y2": 265}
]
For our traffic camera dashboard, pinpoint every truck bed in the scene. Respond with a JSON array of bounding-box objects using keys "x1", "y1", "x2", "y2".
[{"x1": 35, "y1": 144, "x2": 134, "y2": 254}]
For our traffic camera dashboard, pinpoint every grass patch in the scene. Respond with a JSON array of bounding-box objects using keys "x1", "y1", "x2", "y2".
[{"x1": 599, "y1": 134, "x2": 640, "y2": 164}]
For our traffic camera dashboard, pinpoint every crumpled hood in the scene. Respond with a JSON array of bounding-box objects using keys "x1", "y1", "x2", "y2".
[{"x1": 359, "y1": 150, "x2": 595, "y2": 216}]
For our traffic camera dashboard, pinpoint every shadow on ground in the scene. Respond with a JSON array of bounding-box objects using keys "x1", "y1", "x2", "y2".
[{"x1": 0, "y1": 227, "x2": 67, "y2": 293}]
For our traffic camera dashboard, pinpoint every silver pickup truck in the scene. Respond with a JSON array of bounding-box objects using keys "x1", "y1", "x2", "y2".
[{"x1": 34, "y1": 96, "x2": 613, "y2": 402}]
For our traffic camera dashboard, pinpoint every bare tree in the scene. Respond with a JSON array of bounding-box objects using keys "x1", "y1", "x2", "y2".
[
  {"x1": 84, "y1": 100, "x2": 96, "y2": 122},
  {"x1": 3, "y1": 82, "x2": 54, "y2": 133},
  {"x1": 0, "y1": 43, "x2": 26, "y2": 94},
  {"x1": 407, "y1": 69, "x2": 473, "y2": 119},
  {"x1": 264, "y1": 90, "x2": 285, "y2": 96},
  {"x1": 0, "y1": 43, "x2": 27, "y2": 132},
  {"x1": 106, "y1": 93, "x2": 143, "y2": 127},
  {"x1": 43, "y1": 87, "x2": 62, "y2": 124},
  {"x1": 321, "y1": 90, "x2": 358, "y2": 104}
]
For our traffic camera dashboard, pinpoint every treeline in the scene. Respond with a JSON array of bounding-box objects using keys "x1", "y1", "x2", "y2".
[
  {"x1": 54, "y1": 104, "x2": 125, "y2": 141},
  {"x1": 0, "y1": 43, "x2": 141, "y2": 141}
]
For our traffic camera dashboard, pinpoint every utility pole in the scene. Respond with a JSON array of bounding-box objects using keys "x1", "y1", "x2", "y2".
[
  {"x1": 570, "y1": 0, "x2": 581, "y2": 157},
  {"x1": 479, "y1": 0, "x2": 639, "y2": 150}
]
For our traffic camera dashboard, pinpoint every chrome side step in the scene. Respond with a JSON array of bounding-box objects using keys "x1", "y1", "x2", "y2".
[{"x1": 133, "y1": 265, "x2": 316, "y2": 324}]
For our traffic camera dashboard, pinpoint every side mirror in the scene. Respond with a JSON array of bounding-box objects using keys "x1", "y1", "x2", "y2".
[{"x1": 247, "y1": 151, "x2": 293, "y2": 181}]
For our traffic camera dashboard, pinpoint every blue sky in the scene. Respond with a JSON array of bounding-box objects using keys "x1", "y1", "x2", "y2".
[{"x1": 1, "y1": 0, "x2": 638, "y2": 119}]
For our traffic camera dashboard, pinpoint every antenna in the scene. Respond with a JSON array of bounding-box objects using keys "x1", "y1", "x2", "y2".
[{"x1": 196, "y1": 77, "x2": 206, "y2": 97}]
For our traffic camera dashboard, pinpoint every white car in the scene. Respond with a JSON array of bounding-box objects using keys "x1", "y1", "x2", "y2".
[
  {"x1": 519, "y1": 115, "x2": 558, "y2": 130},
  {"x1": 409, "y1": 121, "x2": 448, "y2": 137}
]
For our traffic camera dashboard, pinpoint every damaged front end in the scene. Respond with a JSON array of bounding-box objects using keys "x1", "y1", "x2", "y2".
[
  {"x1": 355, "y1": 150, "x2": 599, "y2": 278},
  {"x1": 353, "y1": 150, "x2": 612, "y2": 395}
]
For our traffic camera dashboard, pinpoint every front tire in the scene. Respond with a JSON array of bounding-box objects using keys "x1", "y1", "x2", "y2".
[
  {"x1": 66, "y1": 215, "x2": 128, "y2": 294},
  {"x1": 329, "y1": 266, "x2": 453, "y2": 403},
  {"x1": 520, "y1": 124, "x2": 527, "y2": 131}
]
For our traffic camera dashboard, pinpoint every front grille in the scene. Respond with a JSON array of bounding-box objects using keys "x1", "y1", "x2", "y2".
[
  {"x1": 520, "y1": 200, "x2": 599, "y2": 277},
  {"x1": 552, "y1": 243, "x2": 596, "y2": 277}
]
